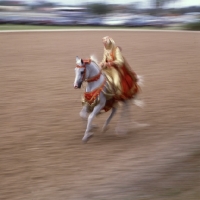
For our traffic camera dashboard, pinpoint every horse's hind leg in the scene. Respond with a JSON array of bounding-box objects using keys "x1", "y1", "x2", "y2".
[
  {"x1": 102, "y1": 106, "x2": 117, "y2": 133},
  {"x1": 116, "y1": 100, "x2": 130, "y2": 135}
]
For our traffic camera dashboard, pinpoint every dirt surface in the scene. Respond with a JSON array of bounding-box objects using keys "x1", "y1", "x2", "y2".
[{"x1": 0, "y1": 31, "x2": 200, "y2": 200}]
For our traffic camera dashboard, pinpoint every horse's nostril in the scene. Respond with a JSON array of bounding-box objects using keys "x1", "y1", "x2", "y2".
[{"x1": 74, "y1": 86, "x2": 78, "y2": 89}]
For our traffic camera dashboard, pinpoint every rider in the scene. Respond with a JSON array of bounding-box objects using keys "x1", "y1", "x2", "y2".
[{"x1": 100, "y1": 36, "x2": 139, "y2": 101}]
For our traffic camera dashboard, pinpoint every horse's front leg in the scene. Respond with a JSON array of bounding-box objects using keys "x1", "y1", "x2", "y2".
[
  {"x1": 79, "y1": 105, "x2": 88, "y2": 120},
  {"x1": 82, "y1": 93, "x2": 106, "y2": 142},
  {"x1": 80, "y1": 105, "x2": 99, "y2": 130}
]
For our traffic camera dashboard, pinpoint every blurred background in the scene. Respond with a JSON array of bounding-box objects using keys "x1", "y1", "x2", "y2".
[
  {"x1": 0, "y1": 0, "x2": 200, "y2": 30},
  {"x1": 1, "y1": 1, "x2": 200, "y2": 200}
]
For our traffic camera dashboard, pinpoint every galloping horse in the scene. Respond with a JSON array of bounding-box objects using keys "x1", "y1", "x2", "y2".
[{"x1": 74, "y1": 56, "x2": 144, "y2": 142}]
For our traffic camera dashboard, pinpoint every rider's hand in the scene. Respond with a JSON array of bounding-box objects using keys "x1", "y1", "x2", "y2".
[{"x1": 100, "y1": 62, "x2": 107, "y2": 69}]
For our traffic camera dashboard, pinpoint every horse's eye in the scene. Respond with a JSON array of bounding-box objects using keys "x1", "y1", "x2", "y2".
[{"x1": 81, "y1": 71, "x2": 84, "y2": 75}]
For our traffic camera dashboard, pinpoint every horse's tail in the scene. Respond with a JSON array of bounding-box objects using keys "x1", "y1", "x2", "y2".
[
  {"x1": 133, "y1": 98, "x2": 145, "y2": 108},
  {"x1": 136, "y1": 75, "x2": 144, "y2": 87},
  {"x1": 133, "y1": 75, "x2": 145, "y2": 108}
]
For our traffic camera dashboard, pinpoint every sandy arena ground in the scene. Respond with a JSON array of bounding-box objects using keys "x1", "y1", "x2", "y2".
[{"x1": 0, "y1": 30, "x2": 200, "y2": 200}]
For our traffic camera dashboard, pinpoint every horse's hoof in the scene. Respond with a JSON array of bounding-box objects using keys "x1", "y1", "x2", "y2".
[
  {"x1": 133, "y1": 99, "x2": 145, "y2": 108},
  {"x1": 115, "y1": 127, "x2": 127, "y2": 136},
  {"x1": 102, "y1": 126, "x2": 109, "y2": 133},
  {"x1": 79, "y1": 112, "x2": 88, "y2": 120},
  {"x1": 132, "y1": 122, "x2": 150, "y2": 128},
  {"x1": 82, "y1": 133, "x2": 93, "y2": 143},
  {"x1": 80, "y1": 117, "x2": 87, "y2": 121}
]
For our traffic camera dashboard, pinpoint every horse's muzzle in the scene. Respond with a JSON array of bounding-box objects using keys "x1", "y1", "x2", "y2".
[
  {"x1": 74, "y1": 81, "x2": 82, "y2": 89},
  {"x1": 78, "y1": 81, "x2": 82, "y2": 88}
]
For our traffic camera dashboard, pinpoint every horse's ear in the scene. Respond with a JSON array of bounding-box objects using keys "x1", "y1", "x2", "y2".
[{"x1": 76, "y1": 56, "x2": 83, "y2": 66}]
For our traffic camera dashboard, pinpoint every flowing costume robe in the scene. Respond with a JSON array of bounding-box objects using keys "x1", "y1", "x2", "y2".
[{"x1": 101, "y1": 40, "x2": 139, "y2": 102}]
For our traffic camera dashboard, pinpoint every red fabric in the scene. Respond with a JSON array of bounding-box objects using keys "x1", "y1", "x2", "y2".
[
  {"x1": 112, "y1": 65, "x2": 138, "y2": 101},
  {"x1": 82, "y1": 59, "x2": 91, "y2": 65},
  {"x1": 106, "y1": 49, "x2": 138, "y2": 101},
  {"x1": 103, "y1": 98, "x2": 116, "y2": 112},
  {"x1": 86, "y1": 72, "x2": 101, "y2": 82}
]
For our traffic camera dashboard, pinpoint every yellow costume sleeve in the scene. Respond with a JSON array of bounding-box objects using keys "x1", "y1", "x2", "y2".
[
  {"x1": 101, "y1": 50, "x2": 107, "y2": 64},
  {"x1": 113, "y1": 47, "x2": 124, "y2": 67}
]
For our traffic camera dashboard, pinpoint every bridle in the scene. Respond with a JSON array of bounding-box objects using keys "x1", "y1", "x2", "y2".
[
  {"x1": 76, "y1": 60, "x2": 101, "y2": 83},
  {"x1": 76, "y1": 64, "x2": 87, "y2": 82}
]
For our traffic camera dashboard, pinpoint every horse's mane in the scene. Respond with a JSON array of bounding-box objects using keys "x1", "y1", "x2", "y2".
[
  {"x1": 90, "y1": 55, "x2": 100, "y2": 70},
  {"x1": 90, "y1": 55, "x2": 98, "y2": 64}
]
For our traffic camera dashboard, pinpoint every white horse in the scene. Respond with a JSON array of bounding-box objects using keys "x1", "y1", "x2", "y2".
[{"x1": 74, "y1": 56, "x2": 144, "y2": 142}]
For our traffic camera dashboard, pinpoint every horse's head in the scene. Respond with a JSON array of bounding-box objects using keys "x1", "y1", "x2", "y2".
[
  {"x1": 74, "y1": 56, "x2": 101, "y2": 89},
  {"x1": 74, "y1": 56, "x2": 85, "y2": 89}
]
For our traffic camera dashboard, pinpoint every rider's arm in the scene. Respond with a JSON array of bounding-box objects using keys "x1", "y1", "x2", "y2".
[
  {"x1": 102, "y1": 52, "x2": 107, "y2": 63},
  {"x1": 100, "y1": 50, "x2": 107, "y2": 68},
  {"x1": 112, "y1": 47, "x2": 124, "y2": 67}
]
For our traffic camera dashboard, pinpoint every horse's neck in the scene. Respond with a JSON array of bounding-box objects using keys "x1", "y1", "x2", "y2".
[{"x1": 85, "y1": 62, "x2": 104, "y2": 92}]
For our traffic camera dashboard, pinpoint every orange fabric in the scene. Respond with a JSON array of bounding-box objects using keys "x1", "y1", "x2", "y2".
[
  {"x1": 84, "y1": 80, "x2": 105, "y2": 105},
  {"x1": 86, "y1": 72, "x2": 101, "y2": 82},
  {"x1": 84, "y1": 79, "x2": 116, "y2": 112},
  {"x1": 84, "y1": 88, "x2": 101, "y2": 105}
]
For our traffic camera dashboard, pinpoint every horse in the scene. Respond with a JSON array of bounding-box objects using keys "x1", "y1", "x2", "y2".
[{"x1": 74, "y1": 56, "x2": 144, "y2": 142}]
